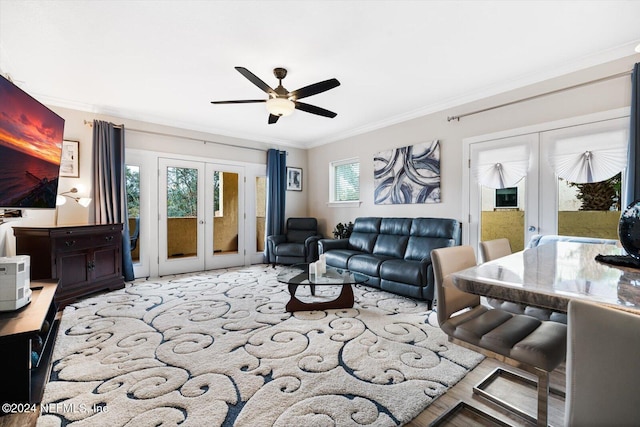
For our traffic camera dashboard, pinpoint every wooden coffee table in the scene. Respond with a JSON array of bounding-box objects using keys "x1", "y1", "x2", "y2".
[{"x1": 277, "y1": 263, "x2": 368, "y2": 312}]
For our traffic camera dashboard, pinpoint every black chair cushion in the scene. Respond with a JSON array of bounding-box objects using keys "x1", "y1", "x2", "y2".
[{"x1": 286, "y1": 218, "x2": 319, "y2": 243}]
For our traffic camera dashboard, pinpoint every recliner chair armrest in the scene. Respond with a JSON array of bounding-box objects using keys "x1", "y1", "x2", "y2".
[
  {"x1": 267, "y1": 234, "x2": 287, "y2": 246},
  {"x1": 318, "y1": 238, "x2": 349, "y2": 254},
  {"x1": 266, "y1": 234, "x2": 286, "y2": 263}
]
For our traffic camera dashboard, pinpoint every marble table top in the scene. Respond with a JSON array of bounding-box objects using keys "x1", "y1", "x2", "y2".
[{"x1": 452, "y1": 241, "x2": 640, "y2": 313}]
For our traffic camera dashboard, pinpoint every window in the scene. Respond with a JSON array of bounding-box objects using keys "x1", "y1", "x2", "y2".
[{"x1": 330, "y1": 158, "x2": 360, "y2": 203}]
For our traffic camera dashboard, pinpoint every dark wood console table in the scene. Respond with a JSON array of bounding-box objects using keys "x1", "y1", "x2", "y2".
[
  {"x1": 0, "y1": 280, "x2": 58, "y2": 407},
  {"x1": 13, "y1": 224, "x2": 125, "y2": 308}
]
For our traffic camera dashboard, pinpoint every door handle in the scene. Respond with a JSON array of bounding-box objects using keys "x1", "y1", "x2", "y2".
[{"x1": 528, "y1": 226, "x2": 537, "y2": 232}]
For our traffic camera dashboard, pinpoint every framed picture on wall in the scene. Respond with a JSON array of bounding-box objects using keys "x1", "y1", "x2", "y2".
[
  {"x1": 287, "y1": 167, "x2": 302, "y2": 191},
  {"x1": 60, "y1": 140, "x2": 80, "y2": 178}
]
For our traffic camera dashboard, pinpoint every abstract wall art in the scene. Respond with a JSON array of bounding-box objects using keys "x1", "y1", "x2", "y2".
[{"x1": 374, "y1": 139, "x2": 440, "y2": 204}]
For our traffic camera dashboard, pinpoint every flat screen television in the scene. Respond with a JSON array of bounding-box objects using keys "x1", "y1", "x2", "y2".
[{"x1": 0, "y1": 75, "x2": 64, "y2": 209}]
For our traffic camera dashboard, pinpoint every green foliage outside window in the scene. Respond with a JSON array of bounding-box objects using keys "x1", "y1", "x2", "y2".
[
  {"x1": 167, "y1": 167, "x2": 198, "y2": 217},
  {"x1": 126, "y1": 165, "x2": 140, "y2": 218}
]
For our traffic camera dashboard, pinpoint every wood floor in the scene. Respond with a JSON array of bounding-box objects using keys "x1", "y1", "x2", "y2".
[
  {"x1": 0, "y1": 357, "x2": 565, "y2": 427},
  {"x1": 407, "y1": 358, "x2": 566, "y2": 426}
]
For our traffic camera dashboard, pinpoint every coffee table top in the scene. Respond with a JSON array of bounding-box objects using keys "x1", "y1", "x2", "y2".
[{"x1": 277, "y1": 263, "x2": 368, "y2": 286}]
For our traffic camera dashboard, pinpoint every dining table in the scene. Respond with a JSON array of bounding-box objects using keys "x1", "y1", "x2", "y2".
[{"x1": 451, "y1": 241, "x2": 640, "y2": 313}]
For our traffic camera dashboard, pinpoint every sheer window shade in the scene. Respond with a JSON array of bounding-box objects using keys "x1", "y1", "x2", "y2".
[
  {"x1": 474, "y1": 144, "x2": 530, "y2": 189},
  {"x1": 548, "y1": 127, "x2": 629, "y2": 184},
  {"x1": 333, "y1": 160, "x2": 360, "y2": 202}
]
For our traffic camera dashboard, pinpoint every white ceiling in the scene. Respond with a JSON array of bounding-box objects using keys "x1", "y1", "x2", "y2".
[{"x1": 1, "y1": 1, "x2": 639, "y2": 148}]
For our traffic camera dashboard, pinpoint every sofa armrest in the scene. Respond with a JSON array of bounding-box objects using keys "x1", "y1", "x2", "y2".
[
  {"x1": 304, "y1": 235, "x2": 323, "y2": 262},
  {"x1": 318, "y1": 238, "x2": 349, "y2": 254}
]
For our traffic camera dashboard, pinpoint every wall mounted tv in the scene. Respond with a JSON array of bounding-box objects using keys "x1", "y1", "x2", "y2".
[{"x1": 0, "y1": 75, "x2": 64, "y2": 209}]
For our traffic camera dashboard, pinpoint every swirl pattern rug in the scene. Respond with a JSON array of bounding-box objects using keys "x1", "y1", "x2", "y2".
[{"x1": 37, "y1": 265, "x2": 483, "y2": 427}]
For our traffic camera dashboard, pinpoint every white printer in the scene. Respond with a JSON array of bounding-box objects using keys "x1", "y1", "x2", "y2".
[{"x1": 0, "y1": 255, "x2": 31, "y2": 311}]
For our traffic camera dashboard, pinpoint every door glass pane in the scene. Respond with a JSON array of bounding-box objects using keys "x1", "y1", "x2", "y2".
[
  {"x1": 126, "y1": 165, "x2": 140, "y2": 262},
  {"x1": 212, "y1": 171, "x2": 238, "y2": 255},
  {"x1": 166, "y1": 166, "x2": 198, "y2": 259},
  {"x1": 480, "y1": 180, "x2": 526, "y2": 252},
  {"x1": 557, "y1": 173, "x2": 621, "y2": 239},
  {"x1": 256, "y1": 176, "x2": 266, "y2": 252}
]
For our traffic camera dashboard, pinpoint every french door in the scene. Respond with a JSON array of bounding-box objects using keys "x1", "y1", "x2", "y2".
[
  {"x1": 158, "y1": 159, "x2": 247, "y2": 275},
  {"x1": 158, "y1": 158, "x2": 206, "y2": 275},
  {"x1": 468, "y1": 133, "x2": 540, "y2": 254},
  {"x1": 466, "y1": 110, "x2": 629, "y2": 254}
]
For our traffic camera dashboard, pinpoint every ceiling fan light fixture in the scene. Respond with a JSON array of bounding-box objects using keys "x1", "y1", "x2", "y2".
[{"x1": 266, "y1": 97, "x2": 295, "y2": 117}]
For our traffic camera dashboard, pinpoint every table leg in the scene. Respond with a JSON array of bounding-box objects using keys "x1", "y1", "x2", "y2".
[{"x1": 286, "y1": 283, "x2": 354, "y2": 312}]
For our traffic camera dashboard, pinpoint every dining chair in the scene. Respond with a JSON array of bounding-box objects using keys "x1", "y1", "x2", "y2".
[
  {"x1": 480, "y1": 238, "x2": 567, "y2": 324},
  {"x1": 431, "y1": 245, "x2": 567, "y2": 427},
  {"x1": 479, "y1": 237, "x2": 512, "y2": 262},
  {"x1": 565, "y1": 299, "x2": 640, "y2": 426}
]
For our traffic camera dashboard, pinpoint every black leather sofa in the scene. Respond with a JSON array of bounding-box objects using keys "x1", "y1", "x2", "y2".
[{"x1": 318, "y1": 217, "x2": 461, "y2": 308}]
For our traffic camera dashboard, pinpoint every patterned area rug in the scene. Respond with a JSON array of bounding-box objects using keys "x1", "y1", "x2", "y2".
[{"x1": 37, "y1": 265, "x2": 483, "y2": 426}]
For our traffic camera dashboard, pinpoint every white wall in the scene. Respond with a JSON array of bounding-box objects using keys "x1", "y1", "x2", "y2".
[
  {"x1": 307, "y1": 54, "x2": 639, "y2": 237},
  {"x1": 1, "y1": 107, "x2": 309, "y2": 256}
]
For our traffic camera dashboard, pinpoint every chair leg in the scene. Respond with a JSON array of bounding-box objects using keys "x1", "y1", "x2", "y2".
[
  {"x1": 473, "y1": 367, "x2": 564, "y2": 426},
  {"x1": 537, "y1": 371, "x2": 550, "y2": 427},
  {"x1": 429, "y1": 400, "x2": 512, "y2": 426}
]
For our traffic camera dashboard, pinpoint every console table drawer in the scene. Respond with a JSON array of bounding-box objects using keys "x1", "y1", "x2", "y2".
[{"x1": 54, "y1": 235, "x2": 94, "y2": 252}]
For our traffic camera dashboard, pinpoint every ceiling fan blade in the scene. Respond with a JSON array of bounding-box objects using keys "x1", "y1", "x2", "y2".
[
  {"x1": 295, "y1": 101, "x2": 337, "y2": 118},
  {"x1": 211, "y1": 99, "x2": 266, "y2": 104},
  {"x1": 235, "y1": 67, "x2": 276, "y2": 96},
  {"x1": 268, "y1": 114, "x2": 280, "y2": 124},
  {"x1": 289, "y1": 78, "x2": 340, "y2": 100}
]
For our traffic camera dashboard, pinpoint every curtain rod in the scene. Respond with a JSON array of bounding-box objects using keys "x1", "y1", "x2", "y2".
[
  {"x1": 83, "y1": 120, "x2": 268, "y2": 153},
  {"x1": 447, "y1": 70, "x2": 633, "y2": 122}
]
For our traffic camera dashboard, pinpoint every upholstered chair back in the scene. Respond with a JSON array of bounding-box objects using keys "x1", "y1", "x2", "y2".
[
  {"x1": 565, "y1": 299, "x2": 640, "y2": 426},
  {"x1": 479, "y1": 238, "x2": 512, "y2": 262},
  {"x1": 431, "y1": 245, "x2": 479, "y2": 327},
  {"x1": 285, "y1": 217, "x2": 318, "y2": 243}
]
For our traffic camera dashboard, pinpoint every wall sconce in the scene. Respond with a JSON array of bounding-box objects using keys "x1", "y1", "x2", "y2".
[{"x1": 55, "y1": 187, "x2": 91, "y2": 225}]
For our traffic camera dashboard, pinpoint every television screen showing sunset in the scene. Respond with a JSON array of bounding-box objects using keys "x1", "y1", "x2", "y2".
[{"x1": 0, "y1": 75, "x2": 65, "y2": 208}]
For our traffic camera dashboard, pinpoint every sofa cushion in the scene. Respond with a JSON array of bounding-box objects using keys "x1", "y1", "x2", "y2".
[
  {"x1": 380, "y1": 217, "x2": 413, "y2": 235},
  {"x1": 348, "y1": 254, "x2": 393, "y2": 277},
  {"x1": 410, "y1": 218, "x2": 461, "y2": 241},
  {"x1": 405, "y1": 237, "x2": 455, "y2": 261},
  {"x1": 347, "y1": 217, "x2": 381, "y2": 253},
  {"x1": 373, "y1": 234, "x2": 409, "y2": 258},
  {"x1": 379, "y1": 259, "x2": 424, "y2": 285},
  {"x1": 324, "y1": 249, "x2": 361, "y2": 269}
]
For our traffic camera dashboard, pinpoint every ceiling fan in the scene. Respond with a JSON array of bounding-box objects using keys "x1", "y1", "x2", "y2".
[{"x1": 211, "y1": 67, "x2": 340, "y2": 124}]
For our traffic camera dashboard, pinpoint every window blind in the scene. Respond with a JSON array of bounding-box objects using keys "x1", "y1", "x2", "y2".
[{"x1": 334, "y1": 161, "x2": 360, "y2": 201}]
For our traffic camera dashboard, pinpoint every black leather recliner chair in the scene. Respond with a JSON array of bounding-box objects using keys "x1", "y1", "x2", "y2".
[{"x1": 266, "y1": 218, "x2": 323, "y2": 266}]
